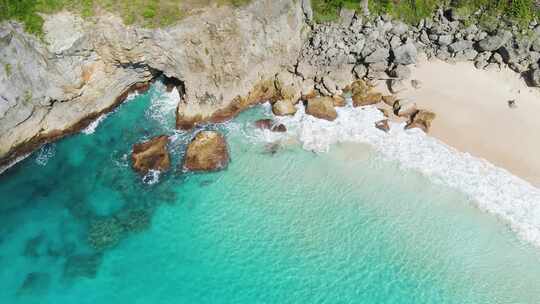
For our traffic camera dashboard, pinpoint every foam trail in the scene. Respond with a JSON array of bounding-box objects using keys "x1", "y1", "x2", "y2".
[
  {"x1": 147, "y1": 82, "x2": 180, "y2": 131},
  {"x1": 269, "y1": 103, "x2": 540, "y2": 248},
  {"x1": 82, "y1": 114, "x2": 108, "y2": 135}
]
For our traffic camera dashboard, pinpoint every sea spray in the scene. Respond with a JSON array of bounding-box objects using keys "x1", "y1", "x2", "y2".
[{"x1": 239, "y1": 102, "x2": 540, "y2": 248}]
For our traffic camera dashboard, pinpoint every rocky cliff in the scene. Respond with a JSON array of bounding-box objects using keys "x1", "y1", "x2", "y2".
[{"x1": 0, "y1": 0, "x2": 311, "y2": 168}]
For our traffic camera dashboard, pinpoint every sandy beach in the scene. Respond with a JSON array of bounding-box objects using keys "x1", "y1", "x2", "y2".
[{"x1": 378, "y1": 58, "x2": 540, "y2": 188}]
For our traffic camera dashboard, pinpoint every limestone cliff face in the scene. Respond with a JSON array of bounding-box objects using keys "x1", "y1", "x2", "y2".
[{"x1": 0, "y1": 0, "x2": 310, "y2": 168}]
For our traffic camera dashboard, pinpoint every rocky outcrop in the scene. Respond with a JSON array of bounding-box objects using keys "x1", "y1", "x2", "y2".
[
  {"x1": 174, "y1": 0, "x2": 307, "y2": 129},
  {"x1": 405, "y1": 110, "x2": 436, "y2": 133},
  {"x1": 255, "y1": 119, "x2": 287, "y2": 132},
  {"x1": 272, "y1": 100, "x2": 297, "y2": 116},
  {"x1": 305, "y1": 97, "x2": 338, "y2": 121},
  {"x1": 375, "y1": 119, "x2": 390, "y2": 132},
  {"x1": 0, "y1": 0, "x2": 309, "y2": 169},
  {"x1": 183, "y1": 131, "x2": 229, "y2": 172},
  {"x1": 131, "y1": 136, "x2": 171, "y2": 174},
  {"x1": 353, "y1": 92, "x2": 382, "y2": 107}
]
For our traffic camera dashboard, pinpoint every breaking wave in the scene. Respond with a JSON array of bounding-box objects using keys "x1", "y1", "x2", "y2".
[{"x1": 250, "y1": 101, "x2": 540, "y2": 248}]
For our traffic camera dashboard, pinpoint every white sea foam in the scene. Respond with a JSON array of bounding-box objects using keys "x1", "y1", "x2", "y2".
[
  {"x1": 147, "y1": 83, "x2": 180, "y2": 131},
  {"x1": 82, "y1": 113, "x2": 108, "y2": 135},
  {"x1": 35, "y1": 144, "x2": 56, "y2": 166},
  {"x1": 264, "y1": 102, "x2": 540, "y2": 248},
  {"x1": 143, "y1": 169, "x2": 161, "y2": 185}
]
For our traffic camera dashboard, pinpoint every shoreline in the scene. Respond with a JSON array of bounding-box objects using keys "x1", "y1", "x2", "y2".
[
  {"x1": 268, "y1": 102, "x2": 540, "y2": 249},
  {"x1": 377, "y1": 57, "x2": 540, "y2": 188}
]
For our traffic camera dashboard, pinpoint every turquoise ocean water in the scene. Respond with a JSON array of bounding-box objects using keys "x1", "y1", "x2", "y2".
[{"x1": 1, "y1": 82, "x2": 540, "y2": 303}]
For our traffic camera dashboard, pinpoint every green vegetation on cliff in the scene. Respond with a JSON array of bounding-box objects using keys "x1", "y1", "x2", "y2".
[
  {"x1": 312, "y1": 0, "x2": 540, "y2": 27},
  {"x1": 0, "y1": 0, "x2": 252, "y2": 35}
]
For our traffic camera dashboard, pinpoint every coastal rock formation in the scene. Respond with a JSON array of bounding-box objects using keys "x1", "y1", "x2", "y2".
[
  {"x1": 272, "y1": 100, "x2": 297, "y2": 116},
  {"x1": 353, "y1": 92, "x2": 382, "y2": 107},
  {"x1": 332, "y1": 95, "x2": 347, "y2": 107},
  {"x1": 184, "y1": 131, "x2": 229, "y2": 172},
  {"x1": 305, "y1": 97, "x2": 338, "y2": 121},
  {"x1": 131, "y1": 136, "x2": 171, "y2": 174},
  {"x1": 0, "y1": 0, "x2": 308, "y2": 168},
  {"x1": 255, "y1": 119, "x2": 287, "y2": 133},
  {"x1": 375, "y1": 119, "x2": 390, "y2": 132},
  {"x1": 405, "y1": 110, "x2": 437, "y2": 133}
]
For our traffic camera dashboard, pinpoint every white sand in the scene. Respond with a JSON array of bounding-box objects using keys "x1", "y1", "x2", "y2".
[{"x1": 378, "y1": 58, "x2": 540, "y2": 188}]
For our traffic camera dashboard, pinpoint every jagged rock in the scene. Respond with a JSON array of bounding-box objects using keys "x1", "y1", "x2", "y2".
[
  {"x1": 365, "y1": 48, "x2": 390, "y2": 63},
  {"x1": 254, "y1": 119, "x2": 287, "y2": 132},
  {"x1": 349, "y1": 80, "x2": 370, "y2": 96},
  {"x1": 305, "y1": 97, "x2": 338, "y2": 121},
  {"x1": 0, "y1": 0, "x2": 307, "y2": 166},
  {"x1": 405, "y1": 110, "x2": 436, "y2": 132},
  {"x1": 438, "y1": 34, "x2": 453, "y2": 46},
  {"x1": 478, "y1": 30, "x2": 512, "y2": 51},
  {"x1": 353, "y1": 92, "x2": 382, "y2": 107},
  {"x1": 436, "y1": 48, "x2": 452, "y2": 61},
  {"x1": 389, "y1": 65, "x2": 412, "y2": 79},
  {"x1": 455, "y1": 49, "x2": 478, "y2": 61},
  {"x1": 272, "y1": 100, "x2": 297, "y2": 116},
  {"x1": 530, "y1": 69, "x2": 540, "y2": 86},
  {"x1": 87, "y1": 218, "x2": 124, "y2": 251},
  {"x1": 375, "y1": 119, "x2": 390, "y2": 132},
  {"x1": 448, "y1": 40, "x2": 473, "y2": 53},
  {"x1": 184, "y1": 131, "x2": 229, "y2": 172},
  {"x1": 392, "y1": 42, "x2": 417, "y2": 65},
  {"x1": 275, "y1": 71, "x2": 302, "y2": 104},
  {"x1": 131, "y1": 136, "x2": 171, "y2": 174},
  {"x1": 332, "y1": 95, "x2": 347, "y2": 107}
]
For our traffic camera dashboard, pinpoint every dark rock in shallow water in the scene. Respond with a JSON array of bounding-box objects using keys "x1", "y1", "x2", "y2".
[
  {"x1": 63, "y1": 253, "x2": 103, "y2": 279},
  {"x1": 131, "y1": 135, "x2": 171, "y2": 175},
  {"x1": 117, "y1": 209, "x2": 152, "y2": 233},
  {"x1": 263, "y1": 142, "x2": 281, "y2": 155},
  {"x1": 17, "y1": 272, "x2": 51, "y2": 295},
  {"x1": 87, "y1": 218, "x2": 125, "y2": 251},
  {"x1": 254, "y1": 119, "x2": 287, "y2": 132},
  {"x1": 183, "y1": 131, "x2": 229, "y2": 172},
  {"x1": 375, "y1": 119, "x2": 390, "y2": 132},
  {"x1": 23, "y1": 233, "x2": 46, "y2": 258}
]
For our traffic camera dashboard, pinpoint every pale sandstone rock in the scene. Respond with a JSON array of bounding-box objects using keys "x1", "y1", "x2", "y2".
[
  {"x1": 272, "y1": 100, "x2": 297, "y2": 116},
  {"x1": 305, "y1": 97, "x2": 338, "y2": 121}
]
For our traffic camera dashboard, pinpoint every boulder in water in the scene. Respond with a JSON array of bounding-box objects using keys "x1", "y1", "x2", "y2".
[
  {"x1": 375, "y1": 119, "x2": 390, "y2": 132},
  {"x1": 131, "y1": 136, "x2": 171, "y2": 174},
  {"x1": 184, "y1": 131, "x2": 229, "y2": 171},
  {"x1": 305, "y1": 96, "x2": 338, "y2": 121},
  {"x1": 353, "y1": 92, "x2": 382, "y2": 107},
  {"x1": 272, "y1": 100, "x2": 297, "y2": 116},
  {"x1": 255, "y1": 119, "x2": 287, "y2": 132}
]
